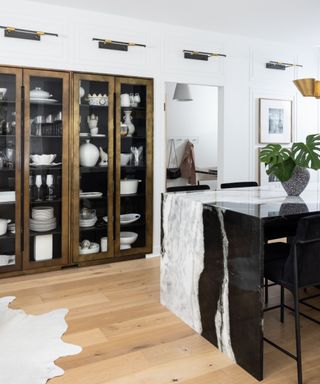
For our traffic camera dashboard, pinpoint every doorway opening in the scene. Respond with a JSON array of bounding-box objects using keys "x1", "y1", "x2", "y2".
[{"x1": 165, "y1": 82, "x2": 220, "y2": 190}]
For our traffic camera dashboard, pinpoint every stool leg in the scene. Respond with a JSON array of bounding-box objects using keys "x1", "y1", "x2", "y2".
[
  {"x1": 280, "y1": 285, "x2": 285, "y2": 323},
  {"x1": 293, "y1": 289, "x2": 303, "y2": 384},
  {"x1": 265, "y1": 278, "x2": 269, "y2": 304}
]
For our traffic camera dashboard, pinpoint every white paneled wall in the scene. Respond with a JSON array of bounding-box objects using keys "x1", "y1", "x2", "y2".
[{"x1": 2, "y1": 0, "x2": 319, "y2": 256}]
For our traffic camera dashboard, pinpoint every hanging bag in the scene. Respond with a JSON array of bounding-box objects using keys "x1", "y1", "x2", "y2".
[{"x1": 167, "y1": 139, "x2": 181, "y2": 179}]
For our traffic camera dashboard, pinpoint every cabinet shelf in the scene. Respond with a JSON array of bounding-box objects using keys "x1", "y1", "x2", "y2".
[
  {"x1": 0, "y1": 168, "x2": 15, "y2": 172},
  {"x1": 80, "y1": 223, "x2": 108, "y2": 232},
  {"x1": 121, "y1": 136, "x2": 146, "y2": 140},
  {"x1": 80, "y1": 104, "x2": 108, "y2": 109},
  {"x1": 0, "y1": 135, "x2": 16, "y2": 138},
  {"x1": 30, "y1": 102, "x2": 62, "y2": 107},
  {"x1": 0, "y1": 232, "x2": 15, "y2": 240},
  {"x1": 120, "y1": 193, "x2": 145, "y2": 198},
  {"x1": 29, "y1": 166, "x2": 62, "y2": 171},
  {"x1": 29, "y1": 228, "x2": 61, "y2": 237},
  {"x1": 80, "y1": 166, "x2": 108, "y2": 173},
  {"x1": 30, "y1": 199, "x2": 62, "y2": 205},
  {"x1": 121, "y1": 106, "x2": 146, "y2": 111},
  {"x1": 30, "y1": 135, "x2": 62, "y2": 139}
]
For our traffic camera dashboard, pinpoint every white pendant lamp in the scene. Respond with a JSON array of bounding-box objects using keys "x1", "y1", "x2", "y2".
[{"x1": 173, "y1": 83, "x2": 193, "y2": 101}]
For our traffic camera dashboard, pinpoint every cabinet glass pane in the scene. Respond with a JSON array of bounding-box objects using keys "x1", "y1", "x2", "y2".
[
  {"x1": 120, "y1": 84, "x2": 147, "y2": 251},
  {"x1": 28, "y1": 76, "x2": 63, "y2": 262},
  {"x1": 78, "y1": 80, "x2": 109, "y2": 256},
  {"x1": 0, "y1": 73, "x2": 17, "y2": 268}
]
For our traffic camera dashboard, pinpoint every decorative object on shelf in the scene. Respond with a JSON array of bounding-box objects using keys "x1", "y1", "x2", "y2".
[
  {"x1": 0, "y1": 88, "x2": 7, "y2": 100},
  {"x1": 30, "y1": 154, "x2": 57, "y2": 165},
  {"x1": 92, "y1": 37, "x2": 146, "y2": 52},
  {"x1": 173, "y1": 83, "x2": 193, "y2": 102},
  {"x1": 0, "y1": 151, "x2": 7, "y2": 168},
  {"x1": 35, "y1": 175, "x2": 43, "y2": 201},
  {"x1": 120, "y1": 179, "x2": 141, "y2": 195},
  {"x1": 259, "y1": 98, "x2": 292, "y2": 143},
  {"x1": 130, "y1": 146, "x2": 143, "y2": 166},
  {"x1": 79, "y1": 208, "x2": 97, "y2": 227},
  {"x1": 99, "y1": 147, "x2": 108, "y2": 166},
  {"x1": 79, "y1": 191, "x2": 102, "y2": 198},
  {"x1": 30, "y1": 87, "x2": 52, "y2": 99},
  {"x1": 87, "y1": 93, "x2": 108, "y2": 106},
  {"x1": 120, "y1": 153, "x2": 132, "y2": 166},
  {"x1": 79, "y1": 139, "x2": 99, "y2": 167},
  {"x1": 8, "y1": 223, "x2": 15, "y2": 234},
  {"x1": 183, "y1": 49, "x2": 227, "y2": 61},
  {"x1": 100, "y1": 237, "x2": 108, "y2": 252},
  {"x1": 34, "y1": 234, "x2": 53, "y2": 261},
  {"x1": 120, "y1": 123, "x2": 128, "y2": 136},
  {"x1": 120, "y1": 213, "x2": 141, "y2": 225},
  {"x1": 167, "y1": 139, "x2": 181, "y2": 179},
  {"x1": 5, "y1": 142, "x2": 15, "y2": 168},
  {"x1": 30, "y1": 206, "x2": 56, "y2": 232},
  {"x1": 123, "y1": 110, "x2": 135, "y2": 136},
  {"x1": 87, "y1": 113, "x2": 98, "y2": 129},
  {"x1": 134, "y1": 93, "x2": 141, "y2": 106},
  {"x1": 120, "y1": 93, "x2": 130, "y2": 107},
  {"x1": 79, "y1": 86, "x2": 85, "y2": 103},
  {"x1": 120, "y1": 231, "x2": 138, "y2": 248},
  {"x1": 79, "y1": 241, "x2": 100, "y2": 255},
  {"x1": 259, "y1": 134, "x2": 320, "y2": 195},
  {"x1": 0, "y1": 25, "x2": 58, "y2": 41},
  {"x1": 266, "y1": 61, "x2": 303, "y2": 70},
  {"x1": 293, "y1": 78, "x2": 320, "y2": 98},
  {"x1": 102, "y1": 216, "x2": 108, "y2": 223},
  {"x1": 0, "y1": 218, "x2": 11, "y2": 236},
  {"x1": 46, "y1": 174, "x2": 55, "y2": 200}
]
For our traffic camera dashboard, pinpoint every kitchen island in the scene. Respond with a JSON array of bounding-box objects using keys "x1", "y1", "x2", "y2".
[{"x1": 161, "y1": 185, "x2": 320, "y2": 380}]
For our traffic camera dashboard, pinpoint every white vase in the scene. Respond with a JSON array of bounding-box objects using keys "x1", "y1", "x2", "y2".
[
  {"x1": 123, "y1": 111, "x2": 135, "y2": 137},
  {"x1": 79, "y1": 140, "x2": 99, "y2": 167}
]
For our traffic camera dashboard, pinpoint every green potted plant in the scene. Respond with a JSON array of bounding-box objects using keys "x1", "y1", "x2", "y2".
[{"x1": 259, "y1": 133, "x2": 320, "y2": 195}]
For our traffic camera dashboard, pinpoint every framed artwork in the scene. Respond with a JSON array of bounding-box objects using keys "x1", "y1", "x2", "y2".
[{"x1": 259, "y1": 98, "x2": 292, "y2": 143}]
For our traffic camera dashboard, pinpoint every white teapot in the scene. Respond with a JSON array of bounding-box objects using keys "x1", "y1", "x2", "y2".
[{"x1": 87, "y1": 114, "x2": 98, "y2": 130}]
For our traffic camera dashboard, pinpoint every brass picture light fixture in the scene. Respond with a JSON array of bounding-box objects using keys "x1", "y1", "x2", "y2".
[{"x1": 293, "y1": 78, "x2": 320, "y2": 99}]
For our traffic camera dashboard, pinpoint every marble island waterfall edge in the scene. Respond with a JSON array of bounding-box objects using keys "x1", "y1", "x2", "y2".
[{"x1": 161, "y1": 194, "x2": 235, "y2": 362}]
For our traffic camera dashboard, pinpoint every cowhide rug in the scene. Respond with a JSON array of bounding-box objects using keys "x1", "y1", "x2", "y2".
[{"x1": 0, "y1": 296, "x2": 82, "y2": 384}]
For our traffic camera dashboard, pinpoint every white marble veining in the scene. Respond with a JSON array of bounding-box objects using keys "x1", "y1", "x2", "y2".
[
  {"x1": 214, "y1": 208, "x2": 236, "y2": 362},
  {"x1": 161, "y1": 193, "x2": 204, "y2": 333}
]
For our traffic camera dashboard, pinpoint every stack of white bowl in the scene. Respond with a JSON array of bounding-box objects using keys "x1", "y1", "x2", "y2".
[{"x1": 30, "y1": 206, "x2": 56, "y2": 232}]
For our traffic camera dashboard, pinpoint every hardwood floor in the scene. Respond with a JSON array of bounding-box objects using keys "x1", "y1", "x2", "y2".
[{"x1": 0, "y1": 257, "x2": 319, "y2": 383}]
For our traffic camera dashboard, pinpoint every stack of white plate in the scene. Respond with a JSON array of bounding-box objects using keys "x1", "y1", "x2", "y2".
[
  {"x1": 79, "y1": 217, "x2": 97, "y2": 228},
  {"x1": 30, "y1": 206, "x2": 57, "y2": 232}
]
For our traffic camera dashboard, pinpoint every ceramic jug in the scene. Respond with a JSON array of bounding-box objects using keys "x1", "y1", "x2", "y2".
[{"x1": 79, "y1": 139, "x2": 99, "y2": 167}]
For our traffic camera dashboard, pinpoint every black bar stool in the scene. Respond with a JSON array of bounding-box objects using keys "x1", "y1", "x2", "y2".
[{"x1": 264, "y1": 214, "x2": 320, "y2": 384}]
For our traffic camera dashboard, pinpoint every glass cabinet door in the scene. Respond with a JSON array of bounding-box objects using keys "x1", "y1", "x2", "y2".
[
  {"x1": 115, "y1": 78, "x2": 153, "y2": 256},
  {"x1": 72, "y1": 74, "x2": 114, "y2": 262},
  {"x1": 23, "y1": 69, "x2": 70, "y2": 269},
  {"x1": 0, "y1": 67, "x2": 22, "y2": 272}
]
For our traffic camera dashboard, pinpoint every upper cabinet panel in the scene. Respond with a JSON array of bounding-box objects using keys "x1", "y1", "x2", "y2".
[
  {"x1": 250, "y1": 45, "x2": 298, "y2": 87},
  {"x1": 0, "y1": 11, "x2": 70, "y2": 68},
  {"x1": 72, "y1": 22, "x2": 161, "y2": 74},
  {"x1": 162, "y1": 32, "x2": 225, "y2": 79}
]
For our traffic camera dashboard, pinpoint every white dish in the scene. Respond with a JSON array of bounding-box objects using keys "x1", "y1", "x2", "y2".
[
  {"x1": 120, "y1": 213, "x2": 141, "y2": 225},
  {"x1": 79, "y1": 243, "x2": 100, "y2": 255},
  {"x1": 30, "y1": 223, "x2": 57, "y2": 232},
  {"x1": 80, "y1": 192, "x2": 103, "y2": 198},
  {"x1": 30, "y1": 154, "x2": 56, "y2": 164},
  {"x1": 30, "y1": 98, "x2": 58, "y2": 104},
  {"x1": 120, "y1": 244, "x2": 131, "y2": 250},
  {"x1": 80, "y1": 133, "x2": 89, "y2": 137},
  {"x1": 120, "y1": 231, "x2": 138, "y2": 245},
  {"x1": 92, "y1": 134, "x2": 106, "y2": 137},
  {"x1": 30, "y1": 162, "x2": 62, "y2": 167},
  {"x1": 103, "y1": 216, "x2": 108, "y2": 223},
  {"x1": 30, "y1": 87, "x2": 52, "y2": 99}
]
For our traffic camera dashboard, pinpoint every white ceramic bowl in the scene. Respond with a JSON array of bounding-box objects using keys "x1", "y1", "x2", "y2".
[
  {"x1": 30, "y1": 87, "x2": 52, "y2": 99},
  {"x1": 120, "y1": 231, "x2": 138, "y2": 245},
  {"x1": 120, "y1": 153, "x2": 132, "y2": 166},
  {"x1": 120, "y1": 213, "x2": 141, "y2": 225},
  {"x1": 120, "y1": 179, "x2": 141, "y2": 195},
  {"x1": 30, "y1": 154, "x2": 56, "y2": 165}
]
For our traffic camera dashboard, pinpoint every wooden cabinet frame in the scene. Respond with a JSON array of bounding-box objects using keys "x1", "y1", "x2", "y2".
[{"x1": 23, "y1": 69, "x2": 70, "y2": 269}]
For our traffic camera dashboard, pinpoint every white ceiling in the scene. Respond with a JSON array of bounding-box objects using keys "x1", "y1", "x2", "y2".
[{"x1": 29, "y1": 0, "x2": 320, "y2": 46}]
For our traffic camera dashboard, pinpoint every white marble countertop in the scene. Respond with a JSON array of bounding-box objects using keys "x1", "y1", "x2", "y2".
[{"x1": 165, "y1": 183, "x2": 320, "y2": 218}]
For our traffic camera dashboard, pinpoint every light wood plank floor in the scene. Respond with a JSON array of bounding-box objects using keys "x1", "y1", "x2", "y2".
[{"x1": 0, "y1": 257, "x2": 319, "y2": 383}]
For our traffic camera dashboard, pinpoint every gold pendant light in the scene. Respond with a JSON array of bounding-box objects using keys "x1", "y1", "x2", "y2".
[{"x1": 293, "y1": 78, "x2": 320, "y2": 99}]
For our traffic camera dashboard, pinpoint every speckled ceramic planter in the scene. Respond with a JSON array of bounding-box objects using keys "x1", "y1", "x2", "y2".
[{"x1": 281, "y1": 166, "x2": 310, "y2": 196}]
